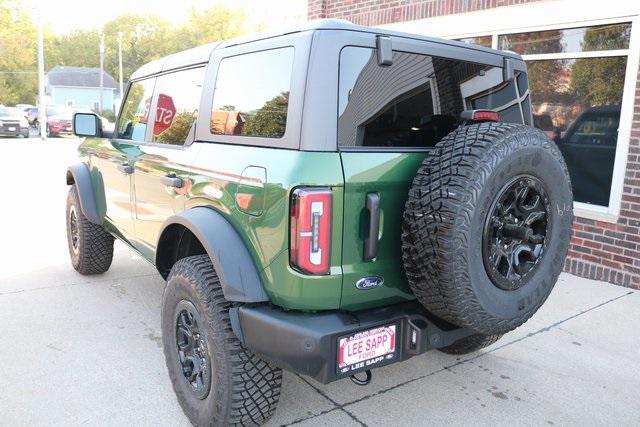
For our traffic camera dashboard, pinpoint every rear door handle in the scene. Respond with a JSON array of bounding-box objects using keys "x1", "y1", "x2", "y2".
[
  {"x1": 364, "y1": 193, "x2": 380, "y2": 261},
  {"x1": 161, "y1": 175, "x2": 183, "y2": 188},
  {"x1": 117, "y1": 163, "x2": 133, "y2": 174}
]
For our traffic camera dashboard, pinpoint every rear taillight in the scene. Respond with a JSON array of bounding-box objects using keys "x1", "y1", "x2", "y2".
[
  {"x1": 290, "y1": 187, "x2": 332, "y2": 275},
  {"x1": 461, "y1": 109, "x2": 500, "y2": 122}
]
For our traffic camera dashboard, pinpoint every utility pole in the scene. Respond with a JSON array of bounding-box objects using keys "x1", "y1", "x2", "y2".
[
  {"x1": 117, "y1": 32, "x2": 124, "y2": 105},
  {"x1": 37, "y1": 14, "x2": 46, "y2": 140},
  {"x1": 99, "y1": 32, "x2": 105, "y2": 114}
]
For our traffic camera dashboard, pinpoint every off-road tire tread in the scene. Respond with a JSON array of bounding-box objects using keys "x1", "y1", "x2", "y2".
[
  {"x1": 402, "y1": 122, "x2": 571, "y2": 334},
  {"x1": 438, "y1": 333, "x2": 502, "y2": 355},
  {"x1": 66, "y1": 185, "x2": 114, "y2": 274},
  {"x1": 165, "y1": 255, "x2": 282, "y2": 426}
]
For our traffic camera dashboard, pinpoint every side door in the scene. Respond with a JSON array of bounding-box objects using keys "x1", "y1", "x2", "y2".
[
  {"x1": 338, "y1": 39, "x2": 526, "y2": 310},
  {"x1": 96, "y1": 77, "x2": 156, "y2": 239},
  {"x1": 131, "y1": 66, "x2": 206, "y2": 257}
]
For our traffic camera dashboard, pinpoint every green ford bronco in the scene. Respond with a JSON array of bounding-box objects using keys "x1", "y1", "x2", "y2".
[{"x1": 66, "y1": 20, "x2": 573, "y2": 426}]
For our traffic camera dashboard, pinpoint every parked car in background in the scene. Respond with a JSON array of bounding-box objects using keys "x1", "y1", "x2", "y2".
[
  {"x1": 555, "y1": 105, "x2": 620, "y2": 206},
  {"x1": 25, "y1": 107, "x2": 39, "y2": 127},
  {"x1": 45, "y1": 105, "x2": 74, "y2": 137},
  {"x1": 15, "y1": 103, "x2": 34, "y2": 111},
  {"x1": 0, "y1": 106, "x2": 30, "y2": 138}
]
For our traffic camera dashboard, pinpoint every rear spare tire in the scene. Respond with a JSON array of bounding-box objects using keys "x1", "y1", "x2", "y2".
[{"x1": 402, "y1": 123, "x2": 573, "y2": 335}]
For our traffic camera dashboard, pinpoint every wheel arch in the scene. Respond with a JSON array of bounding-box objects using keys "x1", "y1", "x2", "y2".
[
  {"x1": 155, "y1": 207, "x2": 269, "y2": 303},
  {"x1": 66, "y1": 163, "x2": 102, "y2": 225}
]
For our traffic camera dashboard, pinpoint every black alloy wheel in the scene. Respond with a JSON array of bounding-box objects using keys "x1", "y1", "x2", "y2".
[
  {"x1": 482, "y1": 175, "x2": 551, "y2": 291},
  {"x1": 174, "y1": 300, "x2": 211, "y2": 400}
]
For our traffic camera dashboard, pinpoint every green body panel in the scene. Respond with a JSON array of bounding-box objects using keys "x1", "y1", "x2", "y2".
[
  {"x1": 339, "y1": 152, "x2": 427, "y2": 310},
  {"x1": 189, "y1": 143, "x2": 345, "y2": 310},
  {"x1": 79, "y1": 137, "x2": 427, "y2": 312}
]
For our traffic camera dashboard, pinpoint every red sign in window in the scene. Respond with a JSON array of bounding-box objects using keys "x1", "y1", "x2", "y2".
[{"x1": 153, "y1": 93, "x2": 176, "y2": 136}]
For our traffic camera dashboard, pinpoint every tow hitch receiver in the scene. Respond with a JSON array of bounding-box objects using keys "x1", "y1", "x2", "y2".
[{"x1": 350, "y1": 370, "x2": 372, "y2": 386}]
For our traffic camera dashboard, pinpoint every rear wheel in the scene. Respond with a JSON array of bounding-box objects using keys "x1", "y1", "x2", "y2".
[
  {"x1": 66, "y1": 185, "x2": 114, "y2": 274},
  {"x1": 162, "y1": 255, "x2": 282, "y2": 426},
  {"x1": 402, "y1": 123, "x2": 573, "y2": 335}
]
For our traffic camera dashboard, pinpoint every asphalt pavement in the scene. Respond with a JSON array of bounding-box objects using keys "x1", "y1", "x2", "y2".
[{"x1": 0, "y1": 136, "x2": 638, "y2": 426}]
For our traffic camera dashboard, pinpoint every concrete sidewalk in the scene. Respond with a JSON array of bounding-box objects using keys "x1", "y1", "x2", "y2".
[{"x1": 1, "y1": 139, "x2": 638, "y2": 426}]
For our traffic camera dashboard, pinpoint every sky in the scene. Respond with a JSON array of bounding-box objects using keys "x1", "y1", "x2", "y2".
[{"x1": 26, "y1": 0, "x2": 307, "y2": 34}]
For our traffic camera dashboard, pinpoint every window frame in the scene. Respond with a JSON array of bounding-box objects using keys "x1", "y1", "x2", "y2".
[
  {"x1": 114, "y1": 64, "x2": 207, "y2": 150},
  {"x1": 150, "y1": 65, "x2": 207, "y2": 147},
  {"x1": 196, "y1": 32, "x2": 312, "y2": 150},
  {"x1": 446, "y1": 15, "x2": 640, "y2": 222}
]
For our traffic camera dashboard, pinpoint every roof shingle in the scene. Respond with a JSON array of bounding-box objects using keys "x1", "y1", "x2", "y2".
[{"x1": 47, "y1": 66, "x2": 117, "y2": 89}]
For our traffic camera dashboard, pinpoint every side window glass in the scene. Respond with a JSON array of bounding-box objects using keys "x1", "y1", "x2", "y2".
[
  {"x1": 117, "y1": 78, "x2": 155, "y2": 141},
  {"x1": 338, "y1": 47, "x2": 528, "y2": 149},
  {"x1": 210, "y1": 47, "x2": 294, "y2": 138},
  {"x1": 151, "y1": 67, "x2": 206, "y2": 145}
]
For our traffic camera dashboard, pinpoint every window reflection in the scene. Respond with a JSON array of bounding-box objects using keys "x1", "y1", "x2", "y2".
[
  {"x1": 152, "y1": 67, "x2": 205, "y2": 146},
  {"x1": 499, "y1": 23, "x2": 631, "y2": 55},
  {"x1": 211, "y1": 47, "x2": 294, "y2": 138},
  {"x1": 528, "y1": 57, "x2": 626, "y2": 206},
  {"x1": 118, "y1": 79, "x2": 155, "y2": 141},
  {"x1": 456, "y1": 35, "x2": 493, "y2": 48},
  {"x1": 338, "y1": 47, "x2": 527, "y2": 148}
]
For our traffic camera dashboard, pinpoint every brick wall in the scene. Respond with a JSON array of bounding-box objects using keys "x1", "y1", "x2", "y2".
[
  {"x1": 310, "y1": 0, "x2": 640, "y2": 289},
  {"x1": 308, "y1": 0, "x2": 545, "y2": 25},
  {"x1": 566, "y1": 67, "x2": 640, "y2": 289}
]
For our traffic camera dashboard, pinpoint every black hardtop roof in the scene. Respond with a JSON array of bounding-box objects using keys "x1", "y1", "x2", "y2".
[{"x1": 130, "y1": 19, "x2": 521, "y2": 80}]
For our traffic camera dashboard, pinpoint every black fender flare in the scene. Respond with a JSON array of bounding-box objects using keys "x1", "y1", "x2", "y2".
[
  {"x1": 66, "y1": 163, "x2": 102, "y2": 224},
  {"x1": 156, "y1": 207, "x2": 269, "y2": 303}
]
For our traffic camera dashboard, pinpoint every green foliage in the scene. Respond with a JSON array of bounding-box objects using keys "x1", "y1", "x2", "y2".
[
  {"x1": 0, "y1": 2, "x2": 248, "y2": 105},
  {"x1": 0, "y1": 0, "x2": 37, "y2": 104},
  {"x1": 242, "y1": 92, "x2": 289, "y2": 137},
  {"x1": 155, "y1": 111, "x2": 195, "y2": 144},
  {"x1": 570, "y1": 57, "x2": 626, "y2": 106}
]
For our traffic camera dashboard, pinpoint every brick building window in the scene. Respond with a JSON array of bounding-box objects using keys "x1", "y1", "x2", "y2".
[
  {"x1": 455, "y1": 22, "x2": 634, "y2": 210},
  {"x1": 499, "y1": 23, "x2": 632, "y2": 207}
]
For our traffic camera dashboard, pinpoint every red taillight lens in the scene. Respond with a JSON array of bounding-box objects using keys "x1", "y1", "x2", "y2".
[
  {"x1": 472, "y1": 110, "x2": 500, "y2": 121},
  {"x1": 290, "y1": 187, "x2": 332, "y2": 275},
  {"x1": 461, "y1": 109, "x2": 500, "y2": 122}
]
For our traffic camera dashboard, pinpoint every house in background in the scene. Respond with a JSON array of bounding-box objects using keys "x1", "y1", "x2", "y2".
[{"x1": 45, "y1": 66, "x2": 118, "y2": 112}]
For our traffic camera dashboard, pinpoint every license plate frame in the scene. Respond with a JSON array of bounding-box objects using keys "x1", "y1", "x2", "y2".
[{"x1": 336, "y1": 322, "x2": 400, "y2": 376}]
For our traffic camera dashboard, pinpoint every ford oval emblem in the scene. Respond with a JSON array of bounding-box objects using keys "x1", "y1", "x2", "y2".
[{"x1": 355, "y1": 276, "x2": 384, "y2": 290}]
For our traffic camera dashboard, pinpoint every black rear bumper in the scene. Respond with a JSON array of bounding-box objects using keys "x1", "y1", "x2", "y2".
[{"x1": 234, "y1": 301, "x2": 473, "y2": 384}]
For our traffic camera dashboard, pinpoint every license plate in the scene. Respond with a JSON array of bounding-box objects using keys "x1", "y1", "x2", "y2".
[
  {"x1": 337, "y1": 324, "x2": 396, "y2": 374},
  {"x1": 8, "y1": 127, "x2": 15, "y2": 131}
]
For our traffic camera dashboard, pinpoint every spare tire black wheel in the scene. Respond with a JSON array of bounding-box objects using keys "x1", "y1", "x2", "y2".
[{"x1": 402, "y1": 123, "x2": 573, "y2": 335}]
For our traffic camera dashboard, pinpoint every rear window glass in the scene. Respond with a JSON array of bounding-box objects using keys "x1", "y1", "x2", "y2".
[
  {"x1": 210, "y1": 47, "x2": 294, "y2": 138},
  {"x1": 338, "y1": 47, "x2": 529, "y2": 149}
]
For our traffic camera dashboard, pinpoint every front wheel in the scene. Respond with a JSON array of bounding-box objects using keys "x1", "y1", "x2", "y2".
[
  {"x1": 66, "y1": 185, "x2": 114, "y2": 274},
  {"x1": 162, "y1": 255, "x2": 282, "y2": 426}
]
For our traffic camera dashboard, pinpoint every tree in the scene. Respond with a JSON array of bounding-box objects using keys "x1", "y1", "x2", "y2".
[
  {"x1": 569, "y1": 26, "x2": 628, "y2": 106},
  {"x1": 242, "y1": 92, "x2": 289, "y2": 137},
  {"x1": 172, "y1": 5, "x2": 246, "y2": 49},
  {"x1": 0, "y1": 0, "x2": 37, "y2": 104},
  {"x1": 45, "y1": 29, "x2": 100, "y2": 71},
  {"x1": 103, "y1": 14, "x2": 174, "y2": 85}
]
